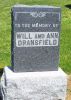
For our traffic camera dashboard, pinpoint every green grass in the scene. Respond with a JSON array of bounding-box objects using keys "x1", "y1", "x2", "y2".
[{"x1": 0, "y1": 0, "x2": 71, "y2": 74}]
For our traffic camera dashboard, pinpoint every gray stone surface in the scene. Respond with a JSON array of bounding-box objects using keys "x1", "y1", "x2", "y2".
[
  {"x1": 11, "y1": 5, "x2": 61, "y2": 72},
  {"x1": 1, "y1": 67, "x2": 67, "y2": 100},
  {"x1": 0, "y1": 83, "x2": 2, "y2": 100}
]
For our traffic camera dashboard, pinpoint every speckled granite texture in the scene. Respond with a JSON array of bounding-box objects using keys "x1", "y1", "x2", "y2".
[
  {"x1": 1, "y1": 67, "x2": 67, "y2": 100},
  {"x1": 11, "y1": 5, "x2": 61, "y2": 72}
]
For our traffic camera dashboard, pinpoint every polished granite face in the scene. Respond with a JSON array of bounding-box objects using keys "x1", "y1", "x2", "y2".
[{"x1": 11, "y1": 5, "x2": 61, "y2": 72}]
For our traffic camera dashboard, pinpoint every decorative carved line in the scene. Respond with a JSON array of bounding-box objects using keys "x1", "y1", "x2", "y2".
[{"x1": 30, "y1": 12, "x2": 46, "y2": 18}]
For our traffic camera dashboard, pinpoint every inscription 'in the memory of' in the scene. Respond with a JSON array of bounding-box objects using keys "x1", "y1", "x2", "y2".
[{"x1": 15, "y1": 23, "x2": 59, "y2": 28}]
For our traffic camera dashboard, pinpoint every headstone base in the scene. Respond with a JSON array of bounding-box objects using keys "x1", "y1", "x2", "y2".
[{"x1": 1, "y1": 67, "x2": 67, "y2": 100}]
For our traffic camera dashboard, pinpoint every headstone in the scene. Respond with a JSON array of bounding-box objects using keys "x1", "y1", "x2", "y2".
[
  {"x1": 11, "y1": 5, "x2": 61, "y2": 72},
  {"x1": 1, "y1": 5, "x2": 67, "y2": 100}
]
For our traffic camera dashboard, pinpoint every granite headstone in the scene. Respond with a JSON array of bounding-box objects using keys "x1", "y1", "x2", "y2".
[{"x1": 11, "y1": 5, "x2": 61, "y2": 72}]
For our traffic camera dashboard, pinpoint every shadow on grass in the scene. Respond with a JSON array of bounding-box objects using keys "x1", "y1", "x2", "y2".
[
  {"x1": 0, "y1": 69, "x2": 3, "y2": 100},
  {"x1": 0, "y1": 69, "x2": 3, "y2": 77},
  {"x1": 65, "y1": 4, "x2": 71, "y2": 9}
]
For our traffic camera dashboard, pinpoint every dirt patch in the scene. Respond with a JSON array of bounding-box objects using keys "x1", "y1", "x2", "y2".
[{"x1": 66, "y1": 75, "x2": 71, "y2": 100}]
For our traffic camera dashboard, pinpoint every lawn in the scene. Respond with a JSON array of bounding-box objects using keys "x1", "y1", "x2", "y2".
[{"x1": 0, "y1": 0, "x2": 71, "y2": 74}]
